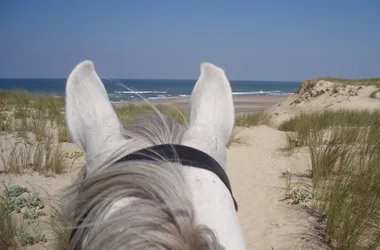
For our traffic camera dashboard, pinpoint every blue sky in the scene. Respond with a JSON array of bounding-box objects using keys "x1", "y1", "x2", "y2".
[{"x1": 1, "y1": 1, "x2": 379, "y2": 81}]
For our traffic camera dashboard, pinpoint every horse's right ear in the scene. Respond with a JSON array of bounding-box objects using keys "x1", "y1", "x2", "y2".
[
  {"x1": 181, "y1": 62, "x2": 235, "y2": 169},
  {"x1": 65, "y1": 60, "x2": 130, "y2": 175}
]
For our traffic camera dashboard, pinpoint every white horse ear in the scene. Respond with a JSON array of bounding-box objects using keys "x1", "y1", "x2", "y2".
[
  {"x1": 65, "y1": 60, "x2": 130, "y2": 174},
  {"x1": 181, "y1": 62, "x2": 235, "y2": 169}
]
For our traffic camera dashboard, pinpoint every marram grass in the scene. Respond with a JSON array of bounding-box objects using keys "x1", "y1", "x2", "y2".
[{"x1": 279, "y1": 109, "x2": 380, "y2": 250}]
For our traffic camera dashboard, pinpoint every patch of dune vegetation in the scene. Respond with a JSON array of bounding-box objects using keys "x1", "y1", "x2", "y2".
[
  {"x1": 0, "y1": 90, "x2": 78, "y2": 176},
  {"x1": 305, "y1": 77, "x2": 380, "y2": 87},
  {"x1": 279, "y1": 109, "x2": 380, "y2": 250},
  {"x1": 0, "y1": 185, "x2": 47, "y2": 249},
  {"x1": 113, "y1": 103, "x2": 188, "y2": 125}
]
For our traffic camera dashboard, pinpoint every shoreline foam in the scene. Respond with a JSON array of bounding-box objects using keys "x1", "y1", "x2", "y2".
[{"x1": 110, "y1": 91, "x2": 293, "y2": 102}]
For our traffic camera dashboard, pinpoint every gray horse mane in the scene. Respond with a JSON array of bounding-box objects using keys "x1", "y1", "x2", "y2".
[{"x1": 63, "y1": 112, "x2": 224, "y2": 250}]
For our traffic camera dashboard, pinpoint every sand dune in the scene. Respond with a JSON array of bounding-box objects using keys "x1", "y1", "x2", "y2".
[{"x1": 269, "y1": 80, "x2": 380, "y2": 126}]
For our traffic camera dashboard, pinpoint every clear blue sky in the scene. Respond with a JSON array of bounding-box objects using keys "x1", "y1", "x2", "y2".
[{"x1": 1, "y1": 0, "x2": 379, "y2": 81}]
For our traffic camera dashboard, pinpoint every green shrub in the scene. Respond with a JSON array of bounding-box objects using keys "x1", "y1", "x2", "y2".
[{"x1": 3, "y1": 185, "x2": 45, "y2": 219}]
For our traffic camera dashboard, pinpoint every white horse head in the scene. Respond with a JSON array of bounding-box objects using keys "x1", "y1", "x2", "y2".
[{"x1": 64, "y1": 60, "x2": 246, "y2": 249}]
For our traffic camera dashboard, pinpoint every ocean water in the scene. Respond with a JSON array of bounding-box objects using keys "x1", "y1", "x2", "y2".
[{"x1": 0, "y1": 78, "x2": 301, "y2": 103}]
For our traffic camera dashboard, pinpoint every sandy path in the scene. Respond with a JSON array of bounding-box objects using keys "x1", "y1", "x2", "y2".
[{"x1": 227, "y1": 126, "x2": 327, "y2": 250}]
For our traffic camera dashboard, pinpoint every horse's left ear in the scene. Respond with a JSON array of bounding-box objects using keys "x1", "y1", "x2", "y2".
[{"x1": 65, "y1": 60, "x2": 130, "y2": 175}]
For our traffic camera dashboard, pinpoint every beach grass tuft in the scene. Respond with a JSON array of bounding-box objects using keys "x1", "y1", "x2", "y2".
[
  {"x1": 235, "y1": 111, "x2": 272, "y2": 127},
  {"x1": 48, "y1": 199, "x2": 71, "y2": 250},
  {"x1": 227, "y1": 127, "x2": 250, "y2": 148},
  {"x1": 369, "y1": 89, "x2": 380, "y2": 99}
]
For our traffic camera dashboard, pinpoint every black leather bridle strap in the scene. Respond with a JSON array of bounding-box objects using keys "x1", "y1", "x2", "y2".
[{"x1": 115, "y1": 144, "x2": 238, "y2": 211}]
